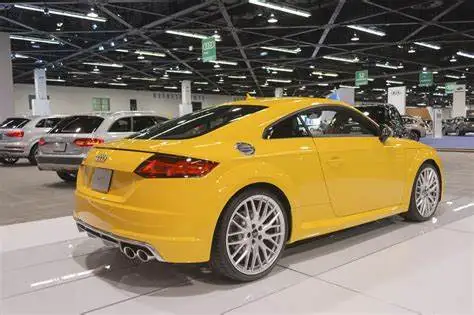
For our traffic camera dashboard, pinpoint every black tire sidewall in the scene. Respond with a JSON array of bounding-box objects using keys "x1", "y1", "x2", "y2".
[
  {"x1": 211, "y1": 188, "x2": 289, "y2": 282},
  {"x1": 56, "y1": 170, "x2": 77, "y2": 182},
  {"x1": 28, "y1": 144, "x2": 39, "y2": 165}
]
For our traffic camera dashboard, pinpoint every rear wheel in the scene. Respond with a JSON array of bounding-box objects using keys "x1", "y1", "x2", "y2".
[
  {"x1": 0, "y1": 157, "x2": 19, "y2": 165},
  {"x1": 211, "y1": 188, "x2": 288, "y2": 282},
  {"x1": 56, "y1": 170, "x2": 77, "y2": 182},
  {"x1": 28, "y1": 144, "x2": 39, "y2": 165},
  {"x1": 403, "y1": 163, "x2": 440, "y2": 222},
  {"x1": 409, "y1": 130, "x2": 420, "y2": 141}
]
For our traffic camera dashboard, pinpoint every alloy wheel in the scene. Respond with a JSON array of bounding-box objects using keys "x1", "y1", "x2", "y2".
[
  {"x1": 415, "y1": 167, "x2": 440, "y2": 218},
  {"x1": 225, "y1": 195, "x2": 286, "y2": 276}
]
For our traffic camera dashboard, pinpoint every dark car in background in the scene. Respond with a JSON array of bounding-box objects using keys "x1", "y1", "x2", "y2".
[
  {"x1": 355, "y1": 103, "x2": 409, "y2": 139},
  {"x1": 443, "y1": 116, "x2": 474, "y2": 136}
]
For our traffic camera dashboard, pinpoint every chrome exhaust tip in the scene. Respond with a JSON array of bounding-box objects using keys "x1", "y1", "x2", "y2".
[
  {"x1": 136, "y1": 249, "x2": 151, "y2": 262},
  {"x1": 122, "y1": 246, "x2": 136, "y2": 259}
]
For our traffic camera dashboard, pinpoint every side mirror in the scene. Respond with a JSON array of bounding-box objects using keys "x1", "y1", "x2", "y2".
[{"x1": 379, "y1": 125, "x2": 392, "y2": 142}]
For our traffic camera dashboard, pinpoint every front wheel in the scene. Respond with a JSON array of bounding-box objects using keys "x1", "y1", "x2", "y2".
[
  {"x1": 28, "y1": 144, "x2": 39, "y2": 165},
  {"x1": 56, "y1": 170, "x2": 77, "y2": 182},
  {"x1": 403, "y1": 163, "x2": 441, "y2": 222},
  {"x1": 0, "y1": 157, "x2": 19, "y2": 165},
  {"x1": 211, "y1": 188, "x2": 288, "y2": 282}
]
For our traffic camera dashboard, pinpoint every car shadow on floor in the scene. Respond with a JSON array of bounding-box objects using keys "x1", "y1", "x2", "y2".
[
  {"x1": 43, "y1": 181, "x2": 76, "y2": 189},
  {"x1": 0, "y1": 161, "x2": 34, "y2": 168}
]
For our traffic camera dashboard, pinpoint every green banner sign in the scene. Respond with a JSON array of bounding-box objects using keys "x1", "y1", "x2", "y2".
[
  {"x1": 445, "y1": 82, "x2": 456, "y2": 94},
  {"x1": 202, "y1": 36, "x2": 216, "y2": 62},
  {"x1": 419, "y1": 72, "x2": 433, "y2": 87},
  {"x1": 355, "y1": 70, "x2": 368, "y2": 86}
]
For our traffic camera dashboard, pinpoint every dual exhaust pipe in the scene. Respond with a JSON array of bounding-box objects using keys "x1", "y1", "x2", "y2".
[{"x1": 121, "y1": 245, "x2": 153, "y2": 262}]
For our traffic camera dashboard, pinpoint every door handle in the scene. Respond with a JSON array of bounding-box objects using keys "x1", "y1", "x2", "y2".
[{"x1": 327, "y1": 157, "x2": 343, "y2": 167}]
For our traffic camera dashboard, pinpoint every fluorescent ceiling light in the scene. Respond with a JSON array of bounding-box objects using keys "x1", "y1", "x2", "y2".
[
  {"x1": 323, "y1": 55, "x2": 359, "y2": 63},
  {"x1": 375, "y1": 63, "x2": 398, "y2": 70},
  {"x1": 414, "y1": 42, "x2": 441, "y2": 50},
  {"x1": 266, "y1": 79, "x2": 292, "y2": 83},
  {"x1": 457, "y1": 51, "x2": 474, "y2": 59},
  {"x1": 228, "y1": 75, "x2": 247, "y2": 79},
  {"x1": 339, "y1": 85, "x2": 358, "y2": 89},
  {"x1": 12, "y1": 53, "x2": 30, "y2": 59},
  {"x1": 263, "y1": 66, "x2": 294, "y2": 73},
  {"x1": 346, "y1": 25, "x2": 385, "y2": 37},
  {"x1": 68, "y1": 71, "x2": 89, "y2": 75},
  {"x1": 260, "y1": 46, "x2": 301, "y2": 54},
  {"x1": 208, "y1": 60, "x2": 238, "y2": 66},
  {"x1": 108, "y1": 82, "x2": 127, "y2": 86},
  {"x1": 386, "y1": 80, "x2": 403, "y2": 84},
  {"x1": 134, "y1": 50, "x2": 166, "y2": 57},
  {"x1": 93, "y1": 81, "x2": 105, "y2": 84},
  {"x1": 10, "y1": 34, "x2": 59, "y2": 45},
  {"x1": 312, "y1": 71, "x2": 338, "y2": 77},
  {"x1": 437, "y1": 86, "x2": 445, "y2": 89},
  {"x1": 83, "y1": 62, "x2": 123, "y2": 68},
  {"x1": 14, "y1": 4, "x2": 106, "y2": 22},
  {"x1": 164, "y1": 86, "x2": 178, "y2": 89},
  {"x1": 130, "y1": 77, "x2": 157, "y2": 81},
  {"x1": 46, "y1": 78, "x2": 65, "y2": 82},
  {"x1": 165, "y1": 30, "x2": 221, "y2": 41},
  {"x1": 317, "y1": 83, "x2": 329, "y2": 86},
  {"x1": 445, "y1": 74, "x2": 460, "y2": 79},
  {"x1": 166, "y1": 69, "x2": 192, "y2": 74},
  {"x1": 193, "y1": 81, "x2": 209, "y2": 85},
  {"x1": 115, "y1": 49, "x2": 129, "y2": 53},
  {"x1": 149, "y1": 85, "x2": 163, "y2": 88},
  {"x1": 372, "y1": 88, "x2": 385, "y2": 91},
  {"x1": 368, "y1": 78, "x2": 375, "y2": 82},
  {"x1": 249, "y1": 0, "x2": 311, "y2": 18}
]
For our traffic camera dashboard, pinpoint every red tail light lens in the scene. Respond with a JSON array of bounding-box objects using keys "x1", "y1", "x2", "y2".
[
  {"x1": 135, "y1": 154, "x2": 218, "y2": 178},
  {"x1": 38, "y1": 138, "x2": 46, "y2": 146},
  {"x1": 6, "y1": 130, "x2": 24, "y2": 138},
  {"x1": 73, "y1": 138, "x2": 104, "y2": 147}
]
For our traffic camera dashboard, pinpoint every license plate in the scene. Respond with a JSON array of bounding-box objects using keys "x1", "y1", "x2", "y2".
[
  {"x1": 91, "y1": 168, "x2": 113, "y2": 193},
  {"x1": 53, "y1": 142, "x2": 66, "y2": 152}
]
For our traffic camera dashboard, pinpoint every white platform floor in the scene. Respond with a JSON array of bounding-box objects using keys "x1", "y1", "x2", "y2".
[{"x1": 1, "y1": 152, "x2": 473, "y2": 315}]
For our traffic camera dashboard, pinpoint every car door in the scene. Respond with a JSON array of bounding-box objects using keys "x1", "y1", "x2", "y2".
[{"x1": 303, "y1": 106, "x2": 405, "y2": 217}]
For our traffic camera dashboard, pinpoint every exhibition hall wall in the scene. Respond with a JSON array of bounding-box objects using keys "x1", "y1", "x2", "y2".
[{"x1": 13, "y1": 84, "x2": 242, "y2": 118}]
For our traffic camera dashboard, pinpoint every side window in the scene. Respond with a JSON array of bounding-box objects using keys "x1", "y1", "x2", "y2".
[
  {"x1": 109, "y1": 117, "x2": 132, "y2": 132},
  {"x1": 35, "y1": 119, "x2": 46, "y2": 128},
  {"x1": 300, "y1": 107, "x2": 378, "y2": 137},
  {"x1": 132, "y1": 116, "x2": 158, "y2": 132},
  {"x1": 267, "y1": 115, "x2": 309, "y2": 139},
  {"x1": 35, "y1": 118, "x2": 61, "y2": 128}
]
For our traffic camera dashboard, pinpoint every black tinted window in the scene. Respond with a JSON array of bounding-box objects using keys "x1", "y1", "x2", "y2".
[
  {"x1": 35, "y1": 118, "x2": 62, "y2": 128},
  {"x1": 0, "y1": 118, "x2": 30, "y2": 129},
  {"x1": 131, "y1": 105, "x2": 265, "y2": 140},
  {"x1": 267, "y1": 115, "x2": 308, "y2": 139},
  {"x1": 50, "y1": 116, "x2": 104, "y2": 134},
  {"x1": 356, "y1": 106, "x2": 386, "y2": 125},
  {"x1": 133, "y1": 116, "x2": 159, "y2": 132},
  {"x1": 109, "y1": 117, "x2": 132, "y2": 132}
]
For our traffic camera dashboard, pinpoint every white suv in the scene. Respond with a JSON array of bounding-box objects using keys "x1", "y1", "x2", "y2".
[
  {"x1": 0, "y1": 115, "x2": 64, "y2": 165},
  {"x1": 37, "y1": 111, "x2": 167, "y2": 182}
]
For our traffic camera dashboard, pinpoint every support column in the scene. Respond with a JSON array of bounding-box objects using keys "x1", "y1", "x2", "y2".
[
  {"x1": 452, "y1": 85, "x2": 466, "y2": 117},
  {"x1": 274, "y1": 87, "x2": 283, "y2": 97},
  {"x1": 0, "y1": 33, "x2": 14, "y2": 120},
  {"x1": 179, "y1": 80, "x2": 192, "y2": 116},
  {"x1": 32, "y1": 68, "x2": 51, "y2": 115}
]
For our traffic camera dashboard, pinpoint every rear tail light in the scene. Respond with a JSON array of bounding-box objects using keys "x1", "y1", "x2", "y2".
[
  {"x1": 73, "y1": 138, "x2": 104, "y2": 147},
  {"x1": 134, "y1": 154, "x2": 218, "y2": 178},
  {"x1": 38, "y1": 138, "x2": 46, "y2": 146},
  {"x1": 6, "y1": 130, "x2": 24, "y2": 138}
]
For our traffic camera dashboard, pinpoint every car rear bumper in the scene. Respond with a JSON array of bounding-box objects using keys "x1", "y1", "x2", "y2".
[
  {"x1": 37, "y1": 154, "x2": 85, "y2": 171},
  {"x1": 0, "y1": 142, "x2": 28, "y2": 157}
]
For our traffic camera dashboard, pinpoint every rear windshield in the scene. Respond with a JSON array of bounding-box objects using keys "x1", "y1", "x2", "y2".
[
  {"x1": 50, "y1": 116, "x2": 104, "y2": 134},
  {"x1": 355, "y1": 106, "x2": 386, "y2": 124},
  {"x1": 131, "y1": 105, "x2": 266, "y2": 140},
  {"x1": 0, "y1": 118, "x2": 30, "y2": 129}
]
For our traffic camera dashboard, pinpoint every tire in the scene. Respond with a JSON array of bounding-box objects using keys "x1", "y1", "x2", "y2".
[
  {"x1": 409, "y1": 130, "x2": 420, "y2": 141},
  {"x1": 56, "y1": 170, "x2": 78, "y2": 182},
  {"x1": 28, "y1": 144, "x2": 39, "y2": 165},
  {"x1": 210, "y1": 188, "x2": 289, "y2": 282},
  {"x1": 0, "y1": 157, "x2": 19, "y2": 165},
  {"x1": 403, "y1": 163, "x2": 441, "y2": 222},
  {"x1": 442, "y1": 128, "x2": 447, "y2": 136}
]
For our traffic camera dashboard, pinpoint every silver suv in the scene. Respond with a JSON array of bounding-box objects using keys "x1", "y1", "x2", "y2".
[
  {"x1": 401, "y1": 115, "x2": 427, "y2": 141},
  {"x1": 37, "y1": 111, "x2": 167, "y2": 182},
  {"x1": 0, "y1": 115, "x2": 64, "y2": 165}
]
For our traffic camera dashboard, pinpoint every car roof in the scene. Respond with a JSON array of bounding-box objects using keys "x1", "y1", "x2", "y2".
[{"x1": 228, "y1": 97, "x2": 350, "y2": 111}]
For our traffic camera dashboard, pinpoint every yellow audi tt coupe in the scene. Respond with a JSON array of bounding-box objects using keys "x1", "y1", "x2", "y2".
[{"x1": 74, "y1": 97, "x2": 443, "y2": 281}]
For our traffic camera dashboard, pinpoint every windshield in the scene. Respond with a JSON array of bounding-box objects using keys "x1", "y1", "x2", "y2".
[
  {"x1": 0, "y1": 118, "x2": 30, "y2": 129},
  {"x1": 50, "y1": 116, "x2": 104, "y2": 134},
  {"x1": 355, "y1": 106, "x2": 386, "y2": 124},
  {"x1": 131, "y1": 105, "x2": 266, "y2": 140}
]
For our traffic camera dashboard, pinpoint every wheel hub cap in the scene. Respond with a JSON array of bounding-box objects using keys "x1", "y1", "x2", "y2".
[{"x1": 415, "y1": 168, "x2": 440, "y2": 217}]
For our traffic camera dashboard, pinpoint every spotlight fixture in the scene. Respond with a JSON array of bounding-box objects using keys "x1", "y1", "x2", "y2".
[
  {"x1": 267, "y1": 13, "x2": 278, "y2": 24},
  {"x1": 346, "y1": 25, "x2": 385, "y2": 37},
  {"x1": 450, "y1": 55, "x2": 457, "y2": 62},
  {"x1": 408, "y1": 47, "x2": 416, "y2": 53},
  {"x1": 14, "y1": 4, "x2": 106, "y2": 22},
  {"x1": 249, "y1": 0, "x2": 311, "y2": 18},
  {"x1": 260, "y1": 46, "x2": 301, "y2": 54},
  {"x1": 351, "y1": 33, "x2": 359, "y2": 41},
  {"x1": 87, "y1": 8, "x2": 98, "y2": 18},
  {"x1": 9, "y1": 35, "x2": 59, "y2": 45},
  {"x1": 137, "y1": 55, "x2": 145, "y2": 60}
]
